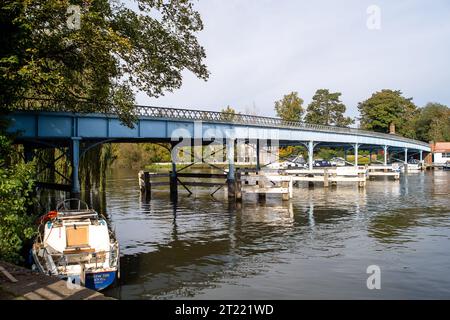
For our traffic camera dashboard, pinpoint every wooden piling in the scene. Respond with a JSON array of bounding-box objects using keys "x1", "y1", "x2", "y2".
[
  {"x1": 169, "y1": 171, "x2": 178, "y2": 200},
  {"x1": 281, "y1": 180, "x2": 290, "y2": 201},
  {"x1": 323, "y1": 169, "x2": 329, "y2": 187},
  {"x1": 236, "y1": 172, "x2": 242, "y2": 201},
  {"x1": 258, "y1": 172, "x2": 266, "y2": 200}
]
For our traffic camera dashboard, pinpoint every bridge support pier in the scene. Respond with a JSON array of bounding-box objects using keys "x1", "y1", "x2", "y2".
[
  {"x1": 404, "y1": 148, "x2": 408, "y2": 172},
  {"x1": 70, "y1": 138, "x2": 81, "y2": 199},
  {"x1": 383, "y1": 145, "x2": 388, "y2": 166},
  {"x1": 227, "y1": 138, "x2": 236, "y2": 199},
  {"x1": 256, "y1": 139, "x2": 261, "y2": 172},
  {"x1": 354, "y1": 143, "x2": 359, "y2": 167},
  {"x1": 419, "y1": 150, "x2": 423, "y2": 163},
  {"x1": 308, "y1": 141, "x2": 314, "y2": 171}
]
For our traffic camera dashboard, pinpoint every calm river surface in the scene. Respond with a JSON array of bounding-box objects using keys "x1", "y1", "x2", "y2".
[{"x1": 95, "y1": 169, "x2": 449, "y2": 299}]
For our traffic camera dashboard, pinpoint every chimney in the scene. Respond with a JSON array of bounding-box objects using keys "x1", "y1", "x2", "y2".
[{"x1": 389, "y1": 122, "x2": 396, "y2": 134}]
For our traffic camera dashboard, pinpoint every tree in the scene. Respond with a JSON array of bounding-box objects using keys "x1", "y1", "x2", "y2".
[
  {"x1": 305, "y1": 89, "x2": 354, "y2": 127},
  {"x1": 357, "y1": 89, "x2": 418, "y2": 138},
  {"x1": 0, "y1": 0, "x2": 209, "y2": 126},
  {"x1": 220, "y1": 105, "x2": 237, "y2": 121},
  {"x1": 413, "y1": 103, "x2": 450, "y2": 142},
  {"x1": 274, "y1": 92, "x2": 304, "y2": 121},
  {"x1": 0, "y1": 135, "x2": 36, "y2": 263}
]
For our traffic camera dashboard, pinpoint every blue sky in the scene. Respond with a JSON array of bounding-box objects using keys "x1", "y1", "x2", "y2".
[{"x1": 137, "y1": 0, "x2": 450, "y2": 120}]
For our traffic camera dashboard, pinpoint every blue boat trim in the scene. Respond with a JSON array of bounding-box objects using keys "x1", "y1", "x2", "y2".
[{"x1": 85, "y1": 270, "x2": 117, "y2": 291}]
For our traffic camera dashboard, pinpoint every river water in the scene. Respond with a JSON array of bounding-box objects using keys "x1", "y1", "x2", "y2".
[{"x1": 93, "y1": 169, "x2": 449, "y2": 299}]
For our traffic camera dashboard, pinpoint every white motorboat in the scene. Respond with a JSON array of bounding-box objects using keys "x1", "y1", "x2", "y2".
[{"x1": 32, "y1": 199, "x2": 119, "y2": 291}]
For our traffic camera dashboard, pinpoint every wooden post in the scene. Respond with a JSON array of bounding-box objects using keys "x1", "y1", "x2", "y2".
[
  {"x1": 170, "y1": 162, "x2": 178, "y2": 200},
  {"x1": 227, "y1": 138, "x2": 236, "y2": 199},
  {"x1": 144, "y1": 172, "x2": 151, "y2": 194},
  {"x1": 358, "y1": 171, "x2": 365, "y2": 188},
  {"x1": 258, "y1": 172, "x2": 266, "y2": 200},
  {"x1": 331, "y1": 172, "x2": 337, "y2": 186},
  {"x1": 282, "y1": 180, "x2": 289, "y2": 201},
  {"x1": 236, "y1": 172, "x2": 242, "y2": 201},
  {"x1": 289, "y1": 177, "x2": 293, "y2": 198},
  {"x1": 308, "y1": 173, "x2": 314, "y2": 188}
]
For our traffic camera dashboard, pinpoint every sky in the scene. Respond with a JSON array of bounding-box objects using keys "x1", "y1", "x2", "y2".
[{"x1": 136, "y1": 0, "x2": 450, "y2": 120}]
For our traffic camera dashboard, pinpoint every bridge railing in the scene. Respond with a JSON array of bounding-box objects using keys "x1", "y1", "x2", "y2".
[
  {"x1": 134, "y1": 105, "x2": 429, "y2": 147},
  {"x1": 7, "y1": 97, "x2": 429, "y2": 147}
]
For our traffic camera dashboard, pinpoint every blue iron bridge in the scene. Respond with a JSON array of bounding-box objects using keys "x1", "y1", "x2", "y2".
[{"x1": 5, "y1": 99, "x2": 430, "y2": 195}]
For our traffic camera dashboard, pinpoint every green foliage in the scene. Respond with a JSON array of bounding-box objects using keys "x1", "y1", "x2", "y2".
[
  {"x1": 305, "y1": 89, "x2": 354, "y2": 127},
  {"x1": 357, "y1": 89, "x2": 418, "y2": 138},
  {"x1": 112, "y1": 143, "x2": 171, "y2": 169},
  {"x1": 274, "y1": 92, "x2": 304, "y2": 121},
  {"x1": 0, "y1": 135, "x2": 36, "y2": 263},
  {"x1": 220, "y1": 105, "x2": 237, "y2": 121},
  {"x1": 0, "y1": 0, "x2": 209, "y2": 126},
  {"x1": 413, "y1": 103, "x2": 450, "y2": 142}
]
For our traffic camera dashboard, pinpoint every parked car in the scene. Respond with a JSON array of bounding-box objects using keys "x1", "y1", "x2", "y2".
[
  {"x1": 286, "y1": 155, "x2": 307, "y2": 168},
  {"x1": 313, "y1": 159, "x2": 332, "y2": 167},
  {"x1": 330, "y1": 157, "x2": 346, "y2": 167},
  {"x1": 407, "y1": 158, "x2": 420, "y2": 164}
]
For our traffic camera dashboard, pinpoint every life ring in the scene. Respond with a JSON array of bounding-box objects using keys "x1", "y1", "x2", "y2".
[{"x1": 37, "y1": 210, "x2": 58, "y2": 224}]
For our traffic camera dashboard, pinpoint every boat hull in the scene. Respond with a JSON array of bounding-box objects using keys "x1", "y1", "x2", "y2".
[{"x1": 85, "y1": 270, "x2": 117, "y2": 291}]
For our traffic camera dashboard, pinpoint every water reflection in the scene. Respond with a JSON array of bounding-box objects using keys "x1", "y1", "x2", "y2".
[{"x1": 38, "y1": 168, "x2": 450, "y2": 299}]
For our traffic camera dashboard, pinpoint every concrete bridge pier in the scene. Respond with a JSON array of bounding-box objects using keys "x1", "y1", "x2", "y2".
[{"x1": 70, "y1": 138, "x2": 81, "y2": 199}]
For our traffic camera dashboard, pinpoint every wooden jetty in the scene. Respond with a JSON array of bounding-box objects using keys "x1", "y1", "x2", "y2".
[
  {"x1": 366, "y1": 165, "x2": 400, "y2": 180},
  {"x1": 0, "y1": 261, "x2": 113, "y2": 300},
  {"x1": 139, "y1": 165, "x2": 376, "y2": 201},
  {"x1": 284, "y1": 166, "x2": 367, "y2": 187}
]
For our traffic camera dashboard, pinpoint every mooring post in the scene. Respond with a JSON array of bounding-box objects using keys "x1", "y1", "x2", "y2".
[
  {"x1": 258, "y1": 173, "x2": 266, "y2": 200},
  {"x1": 281, "y1": 180, "x2": 289, "y2": 201},
  {"x1": 236, "y1": 171, "x2": 242, "y2": 201},
  {"x1": 70, "y1": 137, "x2": 81, "y2": 199},
  {"x1": 144, "y1": 171, "x2": 151, "y2": 194},
  {"x1": 354, "y1": 143, "x2": 359, "y2": 167},
  {"x1": 323, "y1": 168, "x2": 329, "y2": 187},
  {"x1": 170, "y1": 161, "x2": 178, "y2": 200},
  {"x1": 227, "y1": 138, "x2": 236, "y2": 199}
]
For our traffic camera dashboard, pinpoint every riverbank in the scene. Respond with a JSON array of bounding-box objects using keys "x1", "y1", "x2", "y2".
[{"x1": 0, "y1": 261, "x2": 114, "y2": 300}]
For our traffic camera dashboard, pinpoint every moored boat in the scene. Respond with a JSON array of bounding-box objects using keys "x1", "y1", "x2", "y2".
[{"x1": 32, "y1": 199, "x2": 119, "y2": 291}]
